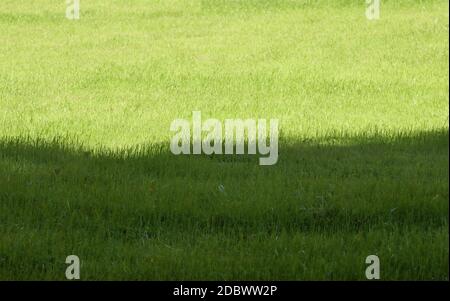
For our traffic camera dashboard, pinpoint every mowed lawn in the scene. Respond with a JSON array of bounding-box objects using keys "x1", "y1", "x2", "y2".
[{"x1": 0, "y1": 0, "x2": 448, "y2": 280}]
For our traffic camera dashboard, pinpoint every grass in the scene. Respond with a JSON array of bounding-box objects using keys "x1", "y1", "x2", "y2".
[{"x1": 0, "y1": 0, "x2": 448, "y2": 280}]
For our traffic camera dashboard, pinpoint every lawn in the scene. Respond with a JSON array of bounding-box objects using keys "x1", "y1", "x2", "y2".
[{"x1": 0, "y1": 0, "x2": 448, "y2": 280}]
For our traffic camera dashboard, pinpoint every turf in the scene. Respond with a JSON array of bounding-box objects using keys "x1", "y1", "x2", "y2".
[{"x1": 0, "y1": 0, "x2": 448, "y2": 280}]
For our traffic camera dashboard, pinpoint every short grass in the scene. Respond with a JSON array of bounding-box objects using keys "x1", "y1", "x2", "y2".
[{"x1": 0, "y1": 0, "x2": 448, "y2": 280}]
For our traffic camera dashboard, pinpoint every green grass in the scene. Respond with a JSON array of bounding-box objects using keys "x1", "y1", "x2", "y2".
[{"x1": 0, "y1": 0, "x2": 448, "y2": 280}]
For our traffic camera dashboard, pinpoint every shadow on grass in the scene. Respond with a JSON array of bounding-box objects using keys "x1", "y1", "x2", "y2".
[
  {"x1": 0, "y1": 129, "x2": 448, "y2": 279},
  {"x1": 1, "y1": 129, "x2": 448, "y2": 233}
]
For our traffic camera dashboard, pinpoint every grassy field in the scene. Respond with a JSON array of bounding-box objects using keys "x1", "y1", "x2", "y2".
[{"x1": 0, "y1": 0, "x2": 448, "y2": 280}]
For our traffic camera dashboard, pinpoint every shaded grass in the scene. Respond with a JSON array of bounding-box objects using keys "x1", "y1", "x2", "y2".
[{"x1": 0, "y1": 130, "x2": 448, "y2": 279}]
